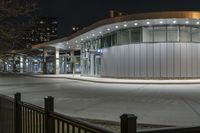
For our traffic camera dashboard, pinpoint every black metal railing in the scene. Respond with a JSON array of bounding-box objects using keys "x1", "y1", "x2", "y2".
[
  {"x1": 1, "y1": 92, "x2": 200, "y2": 133},
  {"x1": 0, "y1": 94, "x2": 15, "y2": 133}
]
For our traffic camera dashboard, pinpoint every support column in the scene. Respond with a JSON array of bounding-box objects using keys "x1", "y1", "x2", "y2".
[
  {"x1": 54, "y1": 48, "x2": 60, "y2": 75},
  {"x1": 20, "y1": 56, "x2": 23, "y2": 73},
  {"x1": 43, "y1": 49, "x2": 48, "y2": 74},
  {"x1": 70, "y1": 51, "x2": 75, "y2": 74},
  {"x1": 64, "y1": 56, "x2": 67, "y2": 74},
  {"x1": 2, "y1": 59, "x2": 6, "y2": 72},
  {"x1": 90, "y1": 54, "x2": 94, "y2": 75},
  {"x1": 23, "y1": 56, "x2": 27, "y2": 72},
  {"x1": 12, "y1": 55, "x2": 16, "y2": 72}
]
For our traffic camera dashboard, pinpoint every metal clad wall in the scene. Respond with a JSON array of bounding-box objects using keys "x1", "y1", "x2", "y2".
[
  {"x1": 140, "y1": 44, "x2": 147, "y2": 77},
  {"x1": 154, "y1": 43, "x2": 161, "y2": 77},
  {"x1": 114, "y1": 47, "x2": 118, "y2": 77},
  {"x1": 160, "y1": 44, "x2": 167, "y2": 77},
  {"x1": 180, "y1": 43, "x2": 187, "y2": 77},
  {"x1": 129, "y1": 45, "x2": 135, "y2": 77},
  {"x1": 192, "y1": 44, "x2": 198, "y2": 77},
  {"x1": 174, "y1": 43, "x2": 181, "y2": 77},
  {"x1": 134, "y1": 44, "x2": 140, "y2": 77},
  {"x1": 147, "y1": 44, "x2": 154, "y2": 77},
  {"x1": 101, "y1": 43, "x2": 200, "y2": 78},
  {"x1": 198, "y1": 45, "x2": 200, "y2": 76},
  {"x1": 124, "y1": 45, "x2": 129, "y2": 77},
  {"x1": 167, "y1": 43, "x2": 174, "y2": 77},
  {"x1": 187, "y1": 44, "x2": 192, "y2": 77}
]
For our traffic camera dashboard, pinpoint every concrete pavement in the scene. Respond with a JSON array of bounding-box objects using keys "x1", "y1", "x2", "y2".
[{"x1": 1, "y1": 73, "x2": 200, "y2": 126}]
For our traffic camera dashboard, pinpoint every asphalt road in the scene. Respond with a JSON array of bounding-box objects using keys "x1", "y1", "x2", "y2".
[{"x1": 1, "y1": 73, "x2": 200, "y2": 126}]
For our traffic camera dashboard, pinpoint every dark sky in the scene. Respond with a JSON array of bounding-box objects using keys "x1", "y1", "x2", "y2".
[{"x1": 39, "y1": 0, "x2": 200, "y2": 37}]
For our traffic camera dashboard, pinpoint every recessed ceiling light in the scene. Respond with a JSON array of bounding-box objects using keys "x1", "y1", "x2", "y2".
[
  {"x1": 160, "y1": 21, "x2": 163, "y2": 24},
  {"x1": 185, "y1": 21, "x2": 189, "y2": 24},
  {"x1": 92, "y1": 34, "x2": 95, "y2": 36},
  {"x1": 81, "y1": 38, "x2": 83, "y2": 41},
  {"x1": 197, "y1": 21, "x2": 200, "y2": 25},
  {"x1": 173, "y1": 20, "x2": 177, "y2": 24},
  {"x1": 66, "y1": 42, "x2": 69, "y2": 45},
  {"x1": 86, "y1": 36, "x2": 89, "y2": 39},
  {"x1": 115, "y1": 25, "x2": 119, "y2": 29},
  {"x1": 124, "y1": 24, "x2": 127, "y2": 27},
  {"x1": 146, "y1": 21, "x2": 150, "y2": 25},
  {"x1": 107, "y1": 28, "x2": 110, "y2": 31},
  {"x1": 99, "y1": 31, "x2": 102, "y2": 34},
  {"x1": 134, "y1": 23, "x2": 138, "y2": 26}
]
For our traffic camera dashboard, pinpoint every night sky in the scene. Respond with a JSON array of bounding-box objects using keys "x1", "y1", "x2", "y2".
[{"x1": 39, "y1": 0, "x2": 200, "y2": 38}]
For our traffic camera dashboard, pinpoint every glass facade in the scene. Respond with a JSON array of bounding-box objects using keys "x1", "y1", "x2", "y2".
[
  {"x1": 167, "y1": 26, "x2": 179, "y2": 42},
  {"x1": 180, "y1": 26, "x2": 191, "y2": 42},
  {"x1": 81, "y1": 24, "x2": 200, "y2": 76}
]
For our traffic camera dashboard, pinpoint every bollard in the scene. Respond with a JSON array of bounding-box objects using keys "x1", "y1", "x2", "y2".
[
  {"x1": 14, "y1": 93, "x2": 22, "y2": 133},
  {"x1": 45, "y1": 96, "x2": 54, "y2": 133},
  {"x1": 120, "y1": 114, "x2": 137, "y2": 133}
]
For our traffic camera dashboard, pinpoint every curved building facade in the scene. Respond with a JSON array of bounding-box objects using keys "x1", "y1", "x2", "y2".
[{"x1": 71, "y1": 11, "x2": 200, "y2": 78}]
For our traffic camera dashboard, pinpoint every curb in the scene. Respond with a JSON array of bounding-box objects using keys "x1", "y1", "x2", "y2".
[
  {"x1": 3, "y1": 72, "x2": 200, "y2": 84},
  {"x1": 31, "y1": 75, "x2": 200, "y2": 85}
]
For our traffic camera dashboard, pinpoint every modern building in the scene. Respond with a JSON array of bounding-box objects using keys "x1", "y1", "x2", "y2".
[
  {"x1": 22, "y1": 17, "x2": 58, "y2": 47},
  {"x1": 4, "y1": 11, "x2": 200, "y2": 79},
  {"x1": 75, "y1": 11, "x2": 200, "y2": 78}
]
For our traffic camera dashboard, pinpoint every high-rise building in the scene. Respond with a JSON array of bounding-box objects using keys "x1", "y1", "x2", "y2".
[{"x1": 22, "y1": 16, "x2": 58, "y2": 48}]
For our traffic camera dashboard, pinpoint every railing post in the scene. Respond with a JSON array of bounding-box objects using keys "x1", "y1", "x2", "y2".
[
  {"x1": 120, "y1": 114, "x2": 137, "y2": 133},
  {"x1": 45, "y1": 96, "x2": 54, "y2": 133},
  {"x1": 14, "y1": 93, "x2": 22, "y2": 133}
]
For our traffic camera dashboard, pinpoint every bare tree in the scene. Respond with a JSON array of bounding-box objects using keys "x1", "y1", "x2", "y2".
[{"x1": 0, "y1": 0, "x2": 39, "y2": 54}]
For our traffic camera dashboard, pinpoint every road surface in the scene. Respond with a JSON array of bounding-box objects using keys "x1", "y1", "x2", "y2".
[{"x1": 1, "y1": 73, "x2": 200, "y2": 126}]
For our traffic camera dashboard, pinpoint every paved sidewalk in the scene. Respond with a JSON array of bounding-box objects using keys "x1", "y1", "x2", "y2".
[{"x1": 30, "y1": 74, "x2": 200, "y2": 84}]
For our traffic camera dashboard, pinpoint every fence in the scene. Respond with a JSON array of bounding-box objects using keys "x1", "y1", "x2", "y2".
[{"x1": 1, "y1": 93, "x2": 200, "y2": 133}]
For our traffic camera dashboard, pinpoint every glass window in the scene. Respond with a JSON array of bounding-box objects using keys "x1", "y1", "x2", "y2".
[
  {"x1": 154, "y1": 26, "x2": 167, "y2": 42},
  {"x1": 180, "y1": 26, "x2": 191, "y2": 42},
  {"x1": 111, "y1": 32, "x2": 117, "y2": 46},
  {"x1": 131, "y1": 28, "x2": 141, "y2": 43},
  {"x1": 142, "y1": 27, "x2": 153, "y2": 42},
  {"x1": 116, "y1": 31, "x2": 121, "y2": 45},
  {"x1": 101, "y1": 35, "x2": 111, "y2": 48},
  {"x1": 97, "y1": 39, "x2": 101, "y2": 49},
  {"x1": 121, "y1": 30, "x2": 130, "y2": 44},
  {"x1": 167, "y1": 26, "x2": 179, "y2": 42},
  {"x1": 192, "y1": 27, "x2": 200, "y2": 42}
]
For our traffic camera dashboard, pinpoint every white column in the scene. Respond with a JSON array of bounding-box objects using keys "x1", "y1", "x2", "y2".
[
  {"x1": 90, "y1": 54, "x2": 94, "y2": 75},
  {"x1": 20, "y1": 56, "x2": 23, "y2": 73},
  {"x1": 64, "y1": 56, "x2": 67, "y2": 74},
  {"x1": 54, "y1": 48, "x2": 60, "y2": 75},
  {"x1": 43, "y1": 48, "x2": 48, "y2": 74},
  {"x1": 70, "y1": 51, "x2": 75, "y2": 74}
]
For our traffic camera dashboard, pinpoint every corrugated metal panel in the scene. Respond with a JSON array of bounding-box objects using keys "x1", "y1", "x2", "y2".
[
  {"x1": 129, "y1": 44, "x2": 135, "y2": 77},
  {"x1": 180, "y1": 43, "x2": 187, "y2": 77},
  {"x1": 160, "y1": 43, "x2": 167, "y2": 77},
  {"x1": 140, "y1": 44, "x2": 147, "y2": 77},
  {"x1": 124, "y1": 45, "x2": 129, "y2": 77},
  {"x1": 198, "y1": 45, "x2": 200, "y2": 76},
  {"x1": 147, "y1": 44, "x2": 154, "y2": 77},
  {"x1": 192, "y1": 44, "x2": 198, "y2": 77},
  {"x1": 134, "y1": 44, "x2": 140, "y2": 77},
  {"x1": 174, "y1": 43, "x2": 181, "y2": 77},
  {"x1": 187, "y1": 44, "x2": 192, "y2": 77},
  {"x1": 166, "y1": 43, "x2": 174, "y2": 77},
  {"x1": 101, "y1": 43, "x2": 200, "y2": 78},
  {"x1": 153, "y1": 43, "x2": 161, "y2": 77}
]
